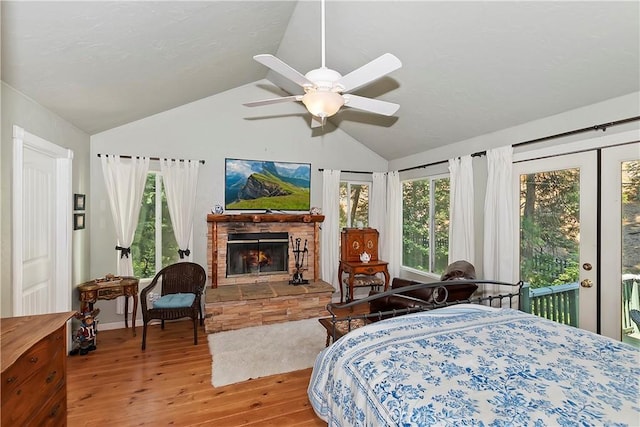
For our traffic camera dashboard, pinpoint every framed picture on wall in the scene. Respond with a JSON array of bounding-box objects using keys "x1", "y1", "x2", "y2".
[
  {"x1": 74, "y1": 193, "x2": 86, "y2": 211},
  {"x1": 74, "y1": 213, "x2": 85, "y2": 230}
]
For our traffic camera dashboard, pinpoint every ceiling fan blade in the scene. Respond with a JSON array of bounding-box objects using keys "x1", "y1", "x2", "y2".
[
  {"x1": 335, "y1": 53, "x2": 402, "y2": 93},
  {"x1": 244, "y1": 95, "x2": 302, "y2": 107},
  {"x1": 254, "y1": 54, "x2": 314, "y2": 88},
  {"x1": 342, "y1": 94, "x2": 399, "y2": 116}
]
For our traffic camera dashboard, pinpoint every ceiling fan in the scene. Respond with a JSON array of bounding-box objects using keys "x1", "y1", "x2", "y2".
[{"x1": 244, "y1": 0, "x2": 402, "y2": 128}]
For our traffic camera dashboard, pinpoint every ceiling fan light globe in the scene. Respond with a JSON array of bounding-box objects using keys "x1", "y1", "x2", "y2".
[{"x1": 302, "y1": 91, "x2": 344, "y2": 118}]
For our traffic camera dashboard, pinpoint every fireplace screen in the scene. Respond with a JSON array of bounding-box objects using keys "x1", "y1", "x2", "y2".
[{"x1": 226, "y1": 232, "x2": 289, "y2": 277}]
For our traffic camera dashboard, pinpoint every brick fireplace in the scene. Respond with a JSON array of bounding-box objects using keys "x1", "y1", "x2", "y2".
[
  {"x1": 206, "y1": 213, "x2": 325, "y2": 287},
  {"x1": 204, "y1": 213, "x2": 331, "y2": 333}
]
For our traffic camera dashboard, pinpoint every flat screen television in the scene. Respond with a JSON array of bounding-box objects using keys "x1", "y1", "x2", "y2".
[{"x1": 224, "y1": 158, "x2": 311, "y2": 212}]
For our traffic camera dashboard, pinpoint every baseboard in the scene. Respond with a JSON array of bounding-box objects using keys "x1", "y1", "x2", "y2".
[{"x1": 97, "y1": 318, "x2": 189, "y2": 331}]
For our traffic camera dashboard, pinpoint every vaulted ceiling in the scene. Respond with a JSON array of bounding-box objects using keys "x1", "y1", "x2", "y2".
[{"x1": 2, "y1": 1, "x2": 638, "y2": 160}]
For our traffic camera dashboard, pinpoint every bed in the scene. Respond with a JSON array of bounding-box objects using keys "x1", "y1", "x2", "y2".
[{"x1": 308, "y1": 281, "x2": 640, "y2": 426}]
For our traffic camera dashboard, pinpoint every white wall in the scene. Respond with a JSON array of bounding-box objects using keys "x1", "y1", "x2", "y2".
[
  {"x1": 1, "y1": 82, "x2": 91, "y2": 317},
  {"x1": 390, "y1": 92, "x2": 640, "y2": 171},
  {"x1": 391, "y1": 92, "x2": 640, "y2": 280},
  {"x1": 90, "y1": 80, "x2": 388, "y2": 325}
]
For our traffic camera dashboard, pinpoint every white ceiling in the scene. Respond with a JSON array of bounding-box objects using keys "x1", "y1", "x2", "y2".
[{"x1": 2, "y1": 1, "x2": 639, "y2": 161}]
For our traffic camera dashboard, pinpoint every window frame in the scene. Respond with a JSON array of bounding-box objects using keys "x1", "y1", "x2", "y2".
[{"x1": 400, "y1": 172, "x2": 450, "y2": 279}]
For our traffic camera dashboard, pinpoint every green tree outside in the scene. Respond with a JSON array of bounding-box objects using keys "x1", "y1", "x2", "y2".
[{"x1": 132, "y1": 174, "x2": 179, "y2": 279}]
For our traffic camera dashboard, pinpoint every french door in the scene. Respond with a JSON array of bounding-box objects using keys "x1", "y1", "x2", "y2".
[
  {"x1": 515, "y1": 142, "x2": 640, "y2": 340},
  {"x1": 514, "y1": 151, "x2": 597, "y2": 333},
  {"x1": 601, "y1": 142, "x2": 640, "y2": 344}
]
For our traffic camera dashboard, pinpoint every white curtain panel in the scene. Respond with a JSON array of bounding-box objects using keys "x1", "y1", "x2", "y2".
[
  {"x1": 483, "y1": 146, "x2": 515, "y2": 291},
  {"x1": 160, "y1": 159, "x2": 200, "y2": 260},
  {"x1": 369, "y1": 172, "x2": 387, "y2": 256},
  {"x1": 321, "y1": 169, "x2": 341, "y2": 290},
  {"x1": 101, "y1": 155, "x2": 150, "y2": 314},
  {"x1": 448, "y1": 155, "x2": 475, "y2": 264},
  {"x1": 385, "y1": 171, "x2": 402, "y2": 278}
]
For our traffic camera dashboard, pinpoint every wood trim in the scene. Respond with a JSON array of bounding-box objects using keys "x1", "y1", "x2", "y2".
[{"x1": 207, "y1": 214, "x2": 325, "y2": 223}]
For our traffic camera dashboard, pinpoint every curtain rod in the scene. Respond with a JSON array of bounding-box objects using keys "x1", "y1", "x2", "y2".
[
  {"x1": 317, "y1": 168, "x2": 375, "y2": 174},
  {"x1": 97, "y1": 154, "x2": 205, "y2": 164},
  {"x1": 398, "y1": 151, "x2": 485, "y2": 173},
  {"x1": 398, "y1": 116, "x2": 639, "y2": 173}
]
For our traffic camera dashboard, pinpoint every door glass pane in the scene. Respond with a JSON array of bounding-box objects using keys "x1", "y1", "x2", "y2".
[
  {"x1": 519, "y1": 169, "x2": 580, "y2": 326},
  {"x1": 622, "y1": 160, "x2": 640, "y2": 348}
]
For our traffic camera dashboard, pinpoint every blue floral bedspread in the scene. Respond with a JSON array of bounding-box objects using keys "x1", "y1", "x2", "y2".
[{"x1": 308, "y1": 304, "x2": 640, "y2": 426}]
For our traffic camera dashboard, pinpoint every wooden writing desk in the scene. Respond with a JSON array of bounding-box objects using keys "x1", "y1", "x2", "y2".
[
  {"x1": 338, "y1": 260, "x2": 390, "y2": 303},
  {"x1": 77, "y1": 277, "x2": 139, "y2": 336}
]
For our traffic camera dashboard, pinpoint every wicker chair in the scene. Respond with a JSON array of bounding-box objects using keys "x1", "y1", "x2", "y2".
[{"x1": 140, "y1": 262, "x2": 207, "y2": 350}]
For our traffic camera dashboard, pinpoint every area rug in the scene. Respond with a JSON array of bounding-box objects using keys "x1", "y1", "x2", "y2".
[{"x1": 208, "y1": 317, "x2": 327, "y2": 387}]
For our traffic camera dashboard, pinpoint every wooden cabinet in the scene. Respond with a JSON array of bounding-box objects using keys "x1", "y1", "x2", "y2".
[
  {"x1": 2, "y1": 311, "x2": 74, "y2": 427},
  {"x1": 340, "y1": 228, "x2": 379, "y2": 262}
]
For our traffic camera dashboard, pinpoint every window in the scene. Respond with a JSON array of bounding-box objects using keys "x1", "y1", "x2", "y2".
[
  {"x1": 339, "y1": 181, "x2": 370, "y2": 229},
  {"x1": 132, "y1": 172, "x2": 180, "y2": 279},
  {"x1": 402, "y1": 175, "x2": 450, "y2": 276}
]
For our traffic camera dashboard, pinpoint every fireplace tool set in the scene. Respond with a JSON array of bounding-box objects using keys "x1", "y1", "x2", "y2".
[{"x1": 289, "y1": 237, "x2": 309, "y2": 285}]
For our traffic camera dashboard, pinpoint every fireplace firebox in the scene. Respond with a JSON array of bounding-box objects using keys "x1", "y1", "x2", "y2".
[{"x1": 226, "y1": 232, "x2": 289, "y2": 277}]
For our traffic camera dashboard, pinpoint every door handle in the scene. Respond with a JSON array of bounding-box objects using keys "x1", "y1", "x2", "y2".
[{"x1": 580, "y1": 279, "x2": 593, "y2": 288}]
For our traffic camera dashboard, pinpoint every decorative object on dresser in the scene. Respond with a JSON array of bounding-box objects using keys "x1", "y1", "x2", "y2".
[
  {"x1": 1, "y1": 311, "x2": 75, "y2": 426},
  {"x1": 140, "y1": 262, "x2": 207, "y2": 350},
  {"x1": 77, "y1": 276, "x2": 139, "y2": 335},
  {"x1": 289, "y1": 236, "x2": 309, "y2": 285},
  {"x1": 359, "y1": 251, "x2": 371, "y2": 263}
]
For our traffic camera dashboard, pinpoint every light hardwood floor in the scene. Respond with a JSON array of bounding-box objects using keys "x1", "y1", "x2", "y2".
[{"x1": 67, "y1": 320, "x2": 326, "y2": 426}]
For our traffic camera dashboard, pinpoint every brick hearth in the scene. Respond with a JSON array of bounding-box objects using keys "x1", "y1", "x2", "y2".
[{"x1": 204, "y1": 280, "x2": 334, "y2": 333}]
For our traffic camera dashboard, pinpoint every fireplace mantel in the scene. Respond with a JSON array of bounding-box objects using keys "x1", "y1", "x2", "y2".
[
  {"x1": 207, "y1": 213, "x2": 325, "y2": 224},
  {"x1": 207, "y1": 213, "x2": 324, "y2": 287}
]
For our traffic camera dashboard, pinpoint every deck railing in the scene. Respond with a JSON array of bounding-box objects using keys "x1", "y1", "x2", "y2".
[
  {"x1": 520, "y1": 282, "x2": 579, "y2": 326},
  {"x1": 521, "y1": 276, "x2": 639, "y2": 332}
]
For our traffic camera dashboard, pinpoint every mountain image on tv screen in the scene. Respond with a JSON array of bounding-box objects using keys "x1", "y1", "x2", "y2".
[{"x1": 225, "y1": 159, "x2": 311, "y2": 211}]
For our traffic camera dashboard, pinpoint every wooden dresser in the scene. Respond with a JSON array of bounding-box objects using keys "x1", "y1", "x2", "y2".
[{"x1": 1, "y1": 311, "x2": 75, "y2": 426}]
